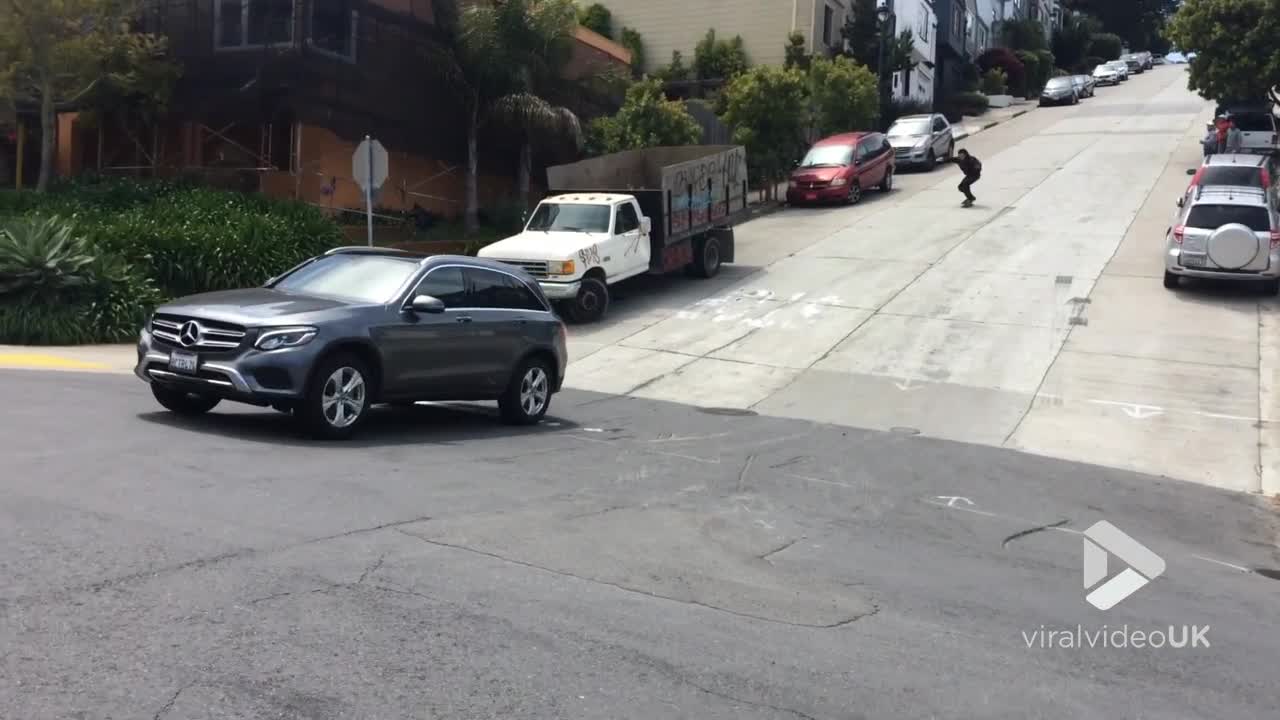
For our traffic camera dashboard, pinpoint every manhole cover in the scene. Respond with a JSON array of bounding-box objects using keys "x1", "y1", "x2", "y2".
[
  {"x1": 697, "y1": 407, "x2": 758, "y2": 417},
  {"x1": 1253, "y1": 568, "x2": 1280, "y2": 581},
  {"x1": 890, "y1": 426, "x2": 921, "y2": 435}
]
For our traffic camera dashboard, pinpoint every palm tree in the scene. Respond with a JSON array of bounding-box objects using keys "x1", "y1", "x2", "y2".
[{"x1": 446, "y1": 0, "x2": 585, "y2": 233}]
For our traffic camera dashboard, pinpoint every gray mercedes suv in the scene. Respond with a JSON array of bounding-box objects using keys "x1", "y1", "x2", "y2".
[{"x1": 135, "y1": 247, "x2": 568, "y2": 439}]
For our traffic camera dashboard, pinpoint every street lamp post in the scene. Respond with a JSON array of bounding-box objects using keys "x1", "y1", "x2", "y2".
[{"x1": 876, "y1": 0, "x2": 896, "y2": 127}]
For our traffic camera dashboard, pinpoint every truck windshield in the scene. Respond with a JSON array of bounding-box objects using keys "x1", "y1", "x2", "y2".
[{"x1": 526, "y1": 203, "x2": 612, "y2": 233}]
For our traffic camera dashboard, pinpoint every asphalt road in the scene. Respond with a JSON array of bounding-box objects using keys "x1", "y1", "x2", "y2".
[
  {"x1": 563, "y1": 64, "x2": 1280, "y2": 496},
  {"x1": 2, "y1": 369, "x2": 1279, "y2": 719}
]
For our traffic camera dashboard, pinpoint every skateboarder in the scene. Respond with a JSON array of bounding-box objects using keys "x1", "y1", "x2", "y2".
[{"x1": 951, "y1": 149, "x2": 983, "y2": 207}]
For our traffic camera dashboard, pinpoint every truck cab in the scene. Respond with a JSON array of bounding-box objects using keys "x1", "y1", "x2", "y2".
[{"x1": 479, "y1": 194, "x2": 654, "y2": 322}]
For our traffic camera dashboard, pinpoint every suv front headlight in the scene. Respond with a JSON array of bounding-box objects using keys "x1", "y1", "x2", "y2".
[{"x1": 255, "y1": 326, "x2": 317, "y2": 351}]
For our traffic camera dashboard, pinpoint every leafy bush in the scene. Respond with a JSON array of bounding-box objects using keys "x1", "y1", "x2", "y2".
[
  {"x1": 586, "y1": 78, "x2": 703, "y2": 154},
  {"x1": 979, "y1": 48, "x2": 1027, "y2": 97},
  {"x1": 1082, "y1": 55, "x2": 1106, "y2": 73},
  {"x1": 882, "y1": 98, "x2": 933, "y2": 129},
  {"x1": 1015, "y1": 50, "x2": 1042, "y2": 96},
  {"x1": 808, "y1": 56, "x2": 878, "y2": 136},
  {"x1": 981, "y1": 68, "x2": 1009, "y2": 96},
  {"x1": 0, "y1": 215, "x2": 162, "y2": 344},
  {"x1": 577, "y1": 3, "x2": 613, "y2": 38},
  {"x1": 1034, "y1": 49, "x2": 1057, "y2": 88},
  {"x1": 694, "y1": 29, "x2": 749, "y2": 81},
  {"x1": 721, "y1": 65, "x2": 809, "y2": 190},
  {"x1": 941, "y1": 92, "x2": 990, "y2": 119},
  {"x1": 1090, "y1": 33, "x2": 1123, "y2": 61},
  {"x1": 2, "y1": 177, "x2": 343, "y2": 299},
  {"x1": 959, "y1": 59, "x2": 981, "y2": 92}
]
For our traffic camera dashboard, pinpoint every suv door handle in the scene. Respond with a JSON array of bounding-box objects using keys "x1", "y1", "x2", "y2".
[{"x1": 455, "y1": 315, "x2": 473, "y2": 324}]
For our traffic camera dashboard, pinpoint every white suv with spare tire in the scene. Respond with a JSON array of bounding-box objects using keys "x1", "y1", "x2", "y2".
[{"x1": 1164, "y1": 185, "x2": 1280, "y2": 294}]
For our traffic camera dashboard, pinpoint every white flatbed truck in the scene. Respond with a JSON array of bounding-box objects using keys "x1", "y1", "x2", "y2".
[{"x1": 478, "y1": 145, "x2": 750, "y2": 322}]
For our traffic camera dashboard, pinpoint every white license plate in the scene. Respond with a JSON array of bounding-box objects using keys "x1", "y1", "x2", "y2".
[
  {"x1": 1182, "y1": 253, "x2": 1206, "y2": 267},
  {"x1": 169, "y1": 350, "x2": 198, "y2": 374}
]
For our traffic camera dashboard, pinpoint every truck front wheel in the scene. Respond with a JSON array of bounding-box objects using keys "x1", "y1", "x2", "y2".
[
  {"x1": 569, "y1": 276, "x2": 610, "y2": 323},
  {"x1": 688, "y1": 235, "x2": 722, "y2": 279}
]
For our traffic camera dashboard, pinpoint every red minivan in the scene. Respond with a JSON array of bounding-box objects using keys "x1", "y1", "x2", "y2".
[{"x1": 787, "y1": 131, "x2": 895, "y2": 206}]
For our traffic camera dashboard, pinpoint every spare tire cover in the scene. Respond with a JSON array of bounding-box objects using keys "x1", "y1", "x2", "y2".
[{"x1": 1207, "y1": 223, "x2": 1261, "y2": 270}]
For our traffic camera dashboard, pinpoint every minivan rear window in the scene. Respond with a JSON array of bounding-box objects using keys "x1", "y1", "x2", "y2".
[
  {"x1": 1200, "y1": 166, "x2": 1263, "y2": 187},
  {"x1": 1186, "y1": 204, "x2": 1270, "y2": 231}
]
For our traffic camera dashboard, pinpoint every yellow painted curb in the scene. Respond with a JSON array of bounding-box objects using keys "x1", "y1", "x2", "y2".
[{"x1": 0, "y1": 353, "x2": 111, "y2": 371}]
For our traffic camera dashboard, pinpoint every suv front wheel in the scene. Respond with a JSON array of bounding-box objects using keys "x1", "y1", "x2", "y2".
[
  {"x1": 299, "y1": 353, "x2": 372, "y2": 440},
  {"x1": 499, "y1": 355, "x2": 553, "y2": 425}
]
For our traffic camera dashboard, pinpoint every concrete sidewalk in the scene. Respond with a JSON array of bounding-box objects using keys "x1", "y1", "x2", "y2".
[{"x1": 951, "y1": 99, "x2": 1035, "y2": 141}]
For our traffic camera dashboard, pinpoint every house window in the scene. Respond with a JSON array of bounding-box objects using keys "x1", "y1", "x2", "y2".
[
  {"x1": 216, "y1": 0, "x2": 295, "y2": 49},
  {"x1": 823, "y1": 5, "x2": 834, "y2": 47},
  {"x1": 310, "y1": 0, "x2": 359, "y2": 60}
]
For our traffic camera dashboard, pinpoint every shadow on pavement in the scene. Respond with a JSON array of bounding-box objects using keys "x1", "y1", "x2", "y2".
[{"x1": 136, "y1": 401, "x2": 581, "y2": 448}]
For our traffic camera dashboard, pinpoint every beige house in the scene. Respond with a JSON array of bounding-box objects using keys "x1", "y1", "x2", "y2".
[{"x1": 597, "y1": 0, "x2": 849, "y2": 72}]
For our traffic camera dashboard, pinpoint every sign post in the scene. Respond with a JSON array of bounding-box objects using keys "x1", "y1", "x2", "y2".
[{"x1": 352, "y1": 136, "x2": 388, "y2": 246}]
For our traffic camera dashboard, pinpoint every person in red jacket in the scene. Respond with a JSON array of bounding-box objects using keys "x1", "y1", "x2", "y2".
[{"x1": 1215, "y1": 115, "x2": 1231, "y2": 152}]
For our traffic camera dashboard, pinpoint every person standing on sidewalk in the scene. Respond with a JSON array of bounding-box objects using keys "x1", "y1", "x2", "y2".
[
  {"x1": 1225, "y1": 117, "x2": 1244, "y2": 153},
  {"x1": 950, "y1": 149, "x2": 983, "y2": 207},
  {"x1": 1202, "y1": 122, "x2": 1219, "y2": 158}
]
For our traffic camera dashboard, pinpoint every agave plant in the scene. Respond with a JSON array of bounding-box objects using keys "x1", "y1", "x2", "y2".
[{"x1": 0, "y1": 216, "x2": 101, "y2": 302}]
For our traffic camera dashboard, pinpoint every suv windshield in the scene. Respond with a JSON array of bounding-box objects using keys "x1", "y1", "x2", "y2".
[
  {"x1": 1187, "y1": 204, "x2": 1271, "y2": 231},
  {"x1": 274, "y1": 254, "x2": 420, "y2": 304},
  {"x1": 1201, "y1": 166, "x2": 1264, "y2": 187},
  {"x1": 526, "y1": 202, "x2": 611, "y2": 233},
  {"x1": 889, "y1": 119, "x2": 931, "y2": 136},
  {"x1": 800, "y1": 144, "x2": 854, "y2": 167}
]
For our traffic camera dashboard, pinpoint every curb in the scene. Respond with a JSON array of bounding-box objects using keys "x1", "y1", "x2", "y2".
[{"x1": 955, "y1": 107, "x2": 1033, "y2": 142}]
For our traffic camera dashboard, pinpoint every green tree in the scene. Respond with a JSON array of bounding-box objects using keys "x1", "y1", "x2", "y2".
[
  {"x1": 0, "y1": 0, "x2": 179, "y2": 192},
  {"x1": 1062, "y1": 0, "x2": 1179, "y2": 50},
  {"x1": 652, "y1": 50, "x2": 691, "y2": 83},
  {"x1": 1089, "y1": 32, "x2": 1124, "y2": 60},
  {"x1": 693, "y1": 29, "x2": 749, "y2": 80},
  {"x1": 1052, "y1": 13, "x2": 1099, "y2": 70},
  {"x1": 585, "y1": 78, "x2": 702, "y2": 154},
  {"x1": 445, "y1": 0, "x2": 583, "y2": 232},
  {"x1": 1167, "y1": 0, "x2": 1280, "y2": 105},
  {"x1": 841, "y1": 0, "x2": 880, "y2": 69},
  {"x1": 576, "y1": 3, "x2": 612, "y2": 38},
  {"x1": 1015, "y1": 50, "x2": 1041, "y2": 96},
  {"x1": 1001, "y1": 18, "x2": 1048, "y2": 51},
  {"x1": 807, "y1": 56, "x2": 878, "y2": 136},
  {"x1": 619, "y1": 27, "x2": 645, "y2": 77},
  {"x1": 720, "y1": 65, "x2": 809, "y2": 198},
  {"x1": 784, "y1": 31, "x2": 811, "y2": 71}
]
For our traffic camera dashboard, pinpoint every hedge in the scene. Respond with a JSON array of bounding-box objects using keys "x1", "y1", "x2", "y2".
[
  {"x1": 0, "y1": 177, "x2": 344, "y2": 344},
  {"x1": 978, "y1": 48, "x2": 1027, "y2": 98}
]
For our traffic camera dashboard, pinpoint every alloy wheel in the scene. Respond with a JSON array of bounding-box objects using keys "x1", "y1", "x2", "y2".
[
  {"x1": 321, "y1": 366, "x2": 366, "y2": 428},
  {"x1": 519, "y1": 366, "x2": 550, "y2": 417}
]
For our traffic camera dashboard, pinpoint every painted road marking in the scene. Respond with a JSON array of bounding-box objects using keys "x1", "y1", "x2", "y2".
[{"x1": 0, "y1": 353, "x2": 110, "y2": 371}]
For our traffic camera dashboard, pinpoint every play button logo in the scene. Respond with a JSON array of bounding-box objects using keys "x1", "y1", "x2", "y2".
[{"x1": 1083, "y1": 521, "x2": 1166, "y2": 610}]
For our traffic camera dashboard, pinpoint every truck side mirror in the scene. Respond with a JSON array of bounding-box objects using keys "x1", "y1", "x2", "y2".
[{"x1": 641, "y1": 217, "x2": 652, "y2": 234}]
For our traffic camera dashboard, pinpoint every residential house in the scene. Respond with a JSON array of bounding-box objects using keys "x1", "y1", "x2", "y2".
[
  {"x1": 931, "y1": 0, "x2": 975, "y2": 99},
  {"x1": 46, "y1": 0, "x2": 630, "y2": 218},
  {"x1": 586, "y1": 0, "x2": 850, "y2": 73},
  {"x1": 890, "y1": 0, "x2": 937, "y2": 107}
]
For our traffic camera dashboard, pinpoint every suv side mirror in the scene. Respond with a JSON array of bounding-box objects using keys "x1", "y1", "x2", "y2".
[
  {"x1": 641, "y1": 216, "x2": 652, "y2": 234},
  {"x1": 409, "y1": 295, "x2": 446, "y2": 314}
]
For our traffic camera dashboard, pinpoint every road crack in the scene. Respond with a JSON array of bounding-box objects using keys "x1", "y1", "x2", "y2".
[
  {"x1": 395, "y1": 529, "x2": 874, "y2": 629},
  {"x1": 356, "y1": 554, "x2": 387, "y2": 585},
  {"x1": 1002, "y1": 519, "x2": 1070, "y2": 548},
  {"x1": 758, "y1": 537, "x2": 801, "y2": 563},
  {"x1": 153, "y1": 682, "x2": 195, "y2": 720}
]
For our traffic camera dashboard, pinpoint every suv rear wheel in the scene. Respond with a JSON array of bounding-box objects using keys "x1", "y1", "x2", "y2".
[
  {"x1": 298, "y1": 353, "x2": 372, "y2": 440},
  {"x1": 499, "y1": 355, "x2": 553, "y2": 425},
  {"x1": 152, "y1": 384, "x2": 220, "y2": 416}
]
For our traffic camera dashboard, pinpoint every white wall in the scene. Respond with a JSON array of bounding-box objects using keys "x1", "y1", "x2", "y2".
[{"x1": 891, "y1": 0, "x2": 936, "y2": 105}]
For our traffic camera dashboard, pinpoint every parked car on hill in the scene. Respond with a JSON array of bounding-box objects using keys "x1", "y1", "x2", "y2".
[
  {"x1": 787, "y1": 132, "x2": 895, "y2": 205},
  {"x1": 1121, "y1": 54, "x2": 1144, "y2": 73},
  {"x1": 1070, "y1": 74, "x2": 1096, "y2": 98},
  {"x1": 1184, "y1": 154, "x2": 1275, "y2": 204},
  {"x1": 1093, "y1": 63, "x2": 1123, "y2": 86},
  {"x1": 1165, "y1": 185, "x2": 1280, "y2": 294},
  {"x1": 887, "y1": 114, "x2": 955, "y2": 170},
  {"x1": 1040, "y1": 77, "x2": 1079, "y2": 106},
  {"x1": 1106, "y1": 61, "x2": 1131, "y2": 81},
  {"x1": 135, "y1": 248, "x2": 569, "y2": 439},
  {"x1": 1216, "y1": 104, "x2": 1280, "y2": 155}
]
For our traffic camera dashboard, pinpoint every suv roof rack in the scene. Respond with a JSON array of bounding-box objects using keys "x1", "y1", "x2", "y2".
[
  {"x1": 324, "y1": 246, "x2": 412, "y2": 256},
  {"x1": 1194, "y1": 185, "x2": 1267, "y2": 203}
]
